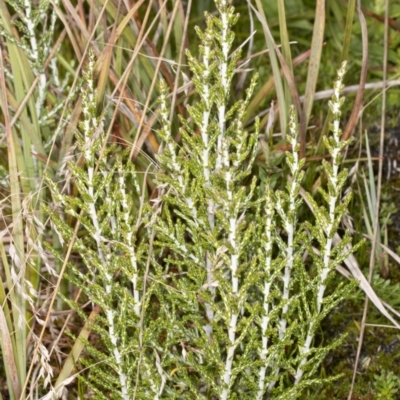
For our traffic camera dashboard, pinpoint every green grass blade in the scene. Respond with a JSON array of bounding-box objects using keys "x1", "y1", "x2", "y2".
[
  {"x1": 303, "y1": 0, "x2": 325, "y2": 128},
  {"x1": 0, "y1": 50, "x2": 26, "y2": 394},
  {"x1": 277, "y1": 0, "x2": 293, "y2": 125},
  {"x1": 254, "y1": 0, "x2": 287, "y2": 141},
  {"x1": 340, "y1": 0, "x2": 356, "y2": 63}
]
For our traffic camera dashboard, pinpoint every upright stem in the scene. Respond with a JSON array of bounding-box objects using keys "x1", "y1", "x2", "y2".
[
  {"x1": 217, "y1": 2, "x2": 240, "y2": 397},
  {"x1": 294, "y1": 63, "x2": 347, "y2": 384},
  {"x1": 221, "y1": 214, "x2": 239, "y2": 400},
  {"x1": 117, "y1": 164, "x2": 141, "y2": 317},
  {"x1": 257, "y1": 191, "x2": 274, "y2": 399},
  {"x1": 216, "y1": 1, "x2": 229, "y2": 171},
  {"x1": 269, "y1": 117, "x2": 302, "y2": 392},
  {"x1": 199, "y1": 32, "x2": 215, "y2": 329},
  {"x1": 81, "y1": 56, "x2": 129, "y2": 398}
]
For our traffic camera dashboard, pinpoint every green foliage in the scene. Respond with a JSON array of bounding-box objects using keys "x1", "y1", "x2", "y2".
[
  {"x1": 372, "y1": 273, "x2": 400, "y2": 309},
  {"x1": 45, "y1": 51, "x2": 163, "y2": 399},
  {"x1": 150, "y1": 3, "x2": 360, "y2": 397},
  {"x1": 43, "y1": 1, "x2": 361, "y2": 399},
  {"x1": 374, "y1": 369, "x2": 400, "y2": 400},
  {"x1": 1, "y1": 0, "x2": 399, "y2": 399}
]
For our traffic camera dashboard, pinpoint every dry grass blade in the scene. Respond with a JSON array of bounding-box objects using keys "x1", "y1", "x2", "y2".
[
  {"x1": 52, "y1": 0, "x2": 83, "y2": 60},
  {"x1": 96, "y1": 1, "x2": 121, "y2": 109},
  {"x1": 0, "y1": 306, "x2": 20, "y2": 400},
  {"x1": 359, "y1": 3, "x2": 400, "y2": 31},
  {"x1": 93, "y1": 0, "x2": 167, "y2": 158},
  {"x1": 44, "y1": 0, "x2": 109, "y2": 181},
  {"x1": 56, "y1": 99, "x2": 82, "y2": 172},
  {"x1": 250, "y1": 1, "x2": 305, "y2": 157},
  {"x1": 115, "y1": 0, "x2": 147, "y2": 41},
  {"x1": 342, "y1": 1, "x2": 368, "y2": 142},
  {"x1": 246, "y1": 48, "x2": 312, "y2": 126},
  {"x1": 304, "y1": 80, "x2": 400, "y2": 101},
  {"x1": 377, "y1": 242, "x2": 400, "y2": 267},
  {"x1": 334, "y1": 234, "x2": 399, "y2": 330},
  {"x1": 19, "y1": 218, "x2": 82, "y2": 400},
  {"x1": 129, "y1": 0, "x2": 180, "y2": 160},
  {"x1": 348, "y1": 0, "x2": 389, "y2": 398},
  {"x1": 53, "y1": 305, "x2": 102, "y2": 393},
  {"x1": 95, "y1": 0, "x2": 147, "y2": 108},
  {"x1": 169, "y1": 1, "x2": 190, "y2": 122},
  {"x1": 252, "y1": 0, "x2": 288, "y2": 142},
  {"x1": 0, "y1": 224, "x2": 20, "y2": 400}
]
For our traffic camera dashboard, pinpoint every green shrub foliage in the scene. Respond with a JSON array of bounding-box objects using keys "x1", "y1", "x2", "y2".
[{"x1": 46, "y1": 1, "x2": 362, "y2": 398}]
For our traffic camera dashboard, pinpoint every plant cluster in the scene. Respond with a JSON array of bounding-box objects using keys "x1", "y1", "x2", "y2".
[
  {"x1": 374, "y1": 369, "x2": 400, "y2": 400},
  {"x1": 42, "y1": 1, "x2": 363, "y2": 399}
]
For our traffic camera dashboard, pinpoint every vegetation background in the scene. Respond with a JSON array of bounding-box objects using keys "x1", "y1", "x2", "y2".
[{"x1": 1, "y1": 0, "x2": 400, "y2": 398}]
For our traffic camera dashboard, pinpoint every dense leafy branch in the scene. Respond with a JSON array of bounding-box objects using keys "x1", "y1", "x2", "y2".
[{"x1": 44, "y1": 1, "x2": 361, "y2": 399}]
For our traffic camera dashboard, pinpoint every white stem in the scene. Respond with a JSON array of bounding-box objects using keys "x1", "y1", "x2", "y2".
[
  {"x1": 221, "y1": 314, "x2": 238, "y2": 400},
  {"x1": 87, "y1": 170, "x2": 128, "y2": 396},
  {"x1": 87, "y1": 166, "x2": 105, "y2": 264},
  {"x1": 295, "y1": 112, "x2": 342, "y2": 384},
  {"x1": 216, "y1": 7, "x2": 229, "y2": 171},
  {"x1": 269, "y1": 133, "x2": 300, "y2": 392},
  {"x1": 200, "y1": 41, "x2": 215, "y2": 327},
  {"x1": 279, "y1": 136, "x2": 300, "y2": 337},
  {"x1": 105, "y1": 279, "x2": 129, "y2": 400},
  {"x1": 221, "y1": 214, "x2": 239, "y2": 399},
  {"x1": 118, "y1": 173, "x2": 141, "y2": 317},
  {"x1": 257, "y1": 200, "x2": 274, "y2": 399}
]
